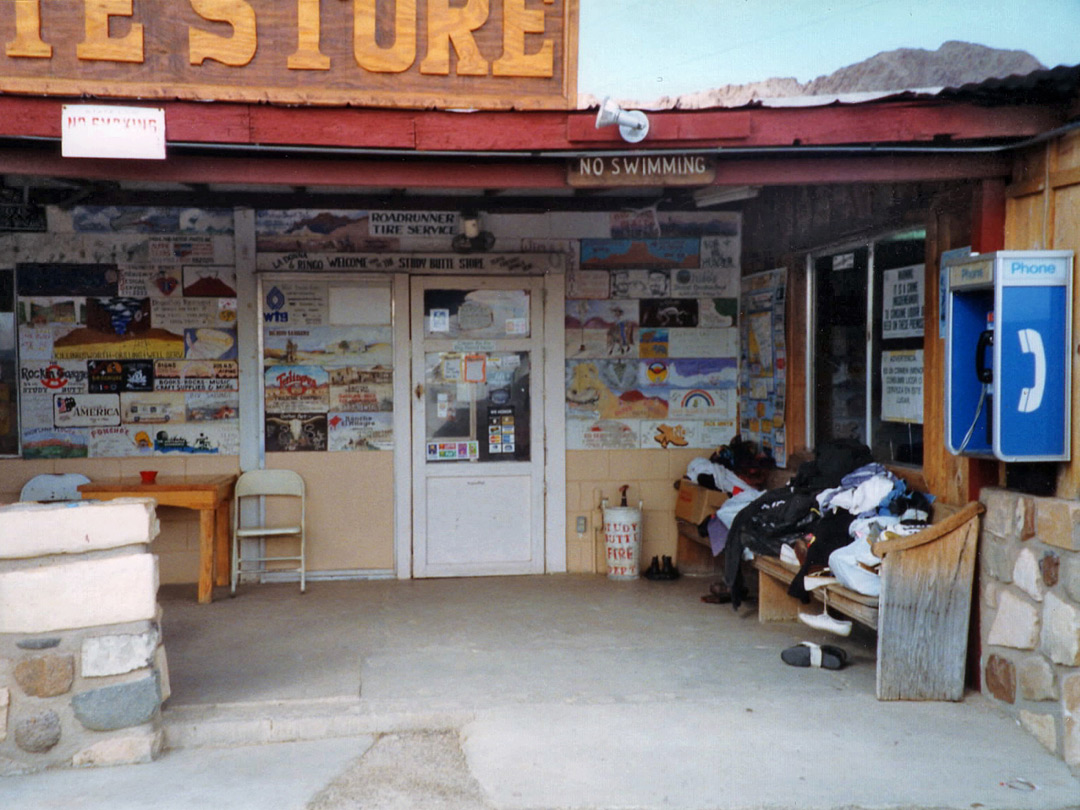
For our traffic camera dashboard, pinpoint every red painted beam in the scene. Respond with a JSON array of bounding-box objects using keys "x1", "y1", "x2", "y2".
[
  {"x1": 566, "y1": 110, "x2": 753, "y2": 142},
  {"x1": 0, "y1": 97, "x2": 1063, "y2": 152},
  {"x1": 0, "y1": 149, "x2": 569, "y2": 188},
  {"x1": 0, "y1": 149, "x2": 1012, "y2": 189},
  {"x1": 711, "y1": 153, "x2": 1013, "y2": 185},
  {"x1": 413, "y1": 112, "x2": 569, "y2": 151},
  {"x1": 972, "y1": 177, "x2": 1007, "y2": 252},
  {"x1": 250, "y1": 107, "x2": 416, "y2": 149},
  {"x1": 743, "y1": 103, "x2": 1060, "y2": 147}
]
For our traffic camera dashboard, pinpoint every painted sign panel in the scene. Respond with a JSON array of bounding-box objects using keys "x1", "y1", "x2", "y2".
[
  {"x1": 580, "y1": 239, "x2": 700, "y2": 270},
  {"x1": 670, "y1": 266, "x2": 739, "y2": 298},
  {"x1": 265, "y1": 412, "x2": 328, "y2": 453},
  {"x1": 120, "y1": 391, "x2": 185, "y2": 425},
  {"x1": 154, "y1": 360, "x2": 239, "y2": 392},
  {"x1": 264, "y1": 365, "x2": 331, "y2": 413},
  {"x1": 118, "y1": 265, "x2": 183, "y2": 298},
  {"x1": 89, "y1": 425, "x2": 153, "y2": 458},
  {"x1": 153, "y1": 423, "x2": 237, "y2": 455},
  {"x1": 328, "y1": 412, "x2": 393, "y2": 451},
  {"x1": 263, "y1": 326, "x2": 392, "y2": 366},
  {"x1": 88, "y1": 359, "x2": 154, "y2": 393},
  {"x1": 565, "y1": 359, "x2": 667, "y2": 420},
  {"x1": 0, "y1": 3, "x2": 577, "y2": 108},
  {"x1": 53, "y1": 393, "x2": 121, "y2": 428},
  {"x1": 638, "y1": 357, "x2": 738, "y2": 389},
  {"x1": 564, "y1": 300, "x2": 638, "y2": 359},
  {"x1": 22, "y1": 427, "x2": 88, "y2": 459},
  {"x1": 185, "y1": 391, "x2": 239, "y2": 422},
  {"x1": 52, "y1": 298, "x2": 185, "y2": 360},
  {"x1": 566, "y1": 418, "x2": 640, "y2": 450},
  {"x1": 258, "y1": 251, "x2": 564, "y2": 274},
  {"x1": 20, "y1": 360, "x2": 89, "y2": 395},
  {"x1": 667, "y1": 388, "x2": 737, "y2": 419},
  {"x1": 610, "y1": 269, "x2": 670, "y2": 298},
  {"x1": 639, "y1": 299, "x2": 699, "y2": 328}
]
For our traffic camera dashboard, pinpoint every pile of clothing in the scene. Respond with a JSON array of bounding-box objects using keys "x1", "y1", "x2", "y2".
[
  {"x1": 682, "y1": 437, "x2": 775, "y2": 558},
  {"x1": 712, "y1": 439, "x2": 933, "y2": 608}
]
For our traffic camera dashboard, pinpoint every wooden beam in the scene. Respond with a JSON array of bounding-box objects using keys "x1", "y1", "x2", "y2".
[
  {"x1": 0, "y1": 97, "x2": 1064, "y2": 152},
  {"x1": 0, "y1": 149, "x2": 1013, "y2": 190},
  {"x1": 0, "y1": 149, "x2": 569, "y2": 189}
]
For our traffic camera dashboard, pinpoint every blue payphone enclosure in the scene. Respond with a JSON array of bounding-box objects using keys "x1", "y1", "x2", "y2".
[{"x1": 945, "y1": 250, "x2": 1073, "y2": 462}]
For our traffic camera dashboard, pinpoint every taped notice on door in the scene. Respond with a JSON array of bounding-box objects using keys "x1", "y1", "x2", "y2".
[{"x1": 881, "y1": 349, "x2": 923, "y2": 423}]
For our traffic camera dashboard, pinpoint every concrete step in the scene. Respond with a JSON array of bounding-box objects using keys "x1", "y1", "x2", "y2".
[{"x1": 162, "y1": 698, "x2": 469, "y2": 750}]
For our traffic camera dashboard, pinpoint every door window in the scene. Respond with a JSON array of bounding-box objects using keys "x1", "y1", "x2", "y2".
[
  {"x1": 423, "y1": 288, "x2": 530, "y2": 339},
  {"x1": 423, "y1": 350, "x2": 531, "y2": 463}
]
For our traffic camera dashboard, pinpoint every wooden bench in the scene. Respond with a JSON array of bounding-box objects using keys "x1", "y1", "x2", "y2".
[{"x1": 751, "y1": 501, "x2": 984, "y2": 701}]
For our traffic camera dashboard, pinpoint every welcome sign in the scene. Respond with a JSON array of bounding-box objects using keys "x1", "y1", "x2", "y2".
[{"x1": 0, "y1": 0, "x2": 578, "y2": 109}]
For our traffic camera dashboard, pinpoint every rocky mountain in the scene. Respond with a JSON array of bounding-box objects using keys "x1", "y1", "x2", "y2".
[{"x1": 582, "y1": 41, "x2": 1046, "y2": 110}]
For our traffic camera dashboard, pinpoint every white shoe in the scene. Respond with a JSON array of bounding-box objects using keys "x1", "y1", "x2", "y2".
[
  {"x1": 798, "y1": 610, "x2": 853, "y2": 636},
  {"x1": 779, "y1": 544, "x2": 800, "y2": 565},
  {"x1": 804, "y1": 574, "x2": 838, "y2": 591}
]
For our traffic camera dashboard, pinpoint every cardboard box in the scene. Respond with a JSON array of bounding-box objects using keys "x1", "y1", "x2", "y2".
[{"x1": 674, "y1": 480, "x2": 728, "y2": 525}]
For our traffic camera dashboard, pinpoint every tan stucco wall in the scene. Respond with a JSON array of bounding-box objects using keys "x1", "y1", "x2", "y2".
[
  {"x1": 265, "y1": 451, "x2": 395, "y2": 573},
  {"x1": 564, "y1": 447, "x2": 705, "y2": 573}
]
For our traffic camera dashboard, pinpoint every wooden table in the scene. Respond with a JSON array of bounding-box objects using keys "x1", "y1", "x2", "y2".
[{"x1": 79, "y1": 474, "x2": 237, "y2": 604}]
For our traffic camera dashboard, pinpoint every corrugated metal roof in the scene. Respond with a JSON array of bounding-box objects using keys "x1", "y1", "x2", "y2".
[
  {"x1": 599, "y1": 63, "x2": 1080, "y2": 112},
  {"x1": 752, "y1": 65, "x2": 1080, "y2": 108},
  {"x1": 936, "y1": 63, "x2": 1080, "y2": 103}
]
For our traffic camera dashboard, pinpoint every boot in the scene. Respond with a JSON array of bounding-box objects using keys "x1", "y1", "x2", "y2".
[{"x1": 661, "y1": 555, "x2": 680, "y2": 580}]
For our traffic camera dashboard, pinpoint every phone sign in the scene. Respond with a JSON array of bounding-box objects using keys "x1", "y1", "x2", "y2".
[
  {"x1": 1002, "y1": 256, "x2": 1069, "y2": 284},
  {"x1": 996, "y1": 258, "x2": 1071, "y2": 460}
]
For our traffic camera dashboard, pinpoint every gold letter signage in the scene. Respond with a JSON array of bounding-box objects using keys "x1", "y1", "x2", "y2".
[{"x1": 0, "y1": 0, "x2": 577, "y2": 109}]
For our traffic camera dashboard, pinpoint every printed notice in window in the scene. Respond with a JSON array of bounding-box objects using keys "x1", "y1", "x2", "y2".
[
  {"x1": 881, "y1": 349, "x2": 924, "y2": 424},
  {"x1": 882, "y1": 264, "x2": 925, "y2": 339}
]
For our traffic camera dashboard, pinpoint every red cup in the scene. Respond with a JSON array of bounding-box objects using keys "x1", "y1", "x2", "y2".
[{"x1": 139, "y1": 470, "x2": 158, "y2": 484}]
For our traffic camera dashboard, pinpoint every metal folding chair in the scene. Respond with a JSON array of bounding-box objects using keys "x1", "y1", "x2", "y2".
[
  {"x1": 230, "y1": 469, "x2": 306, "y2": 594},
  {"x1": 20, "y1": 473, "x2": 91, "y2": 502}
]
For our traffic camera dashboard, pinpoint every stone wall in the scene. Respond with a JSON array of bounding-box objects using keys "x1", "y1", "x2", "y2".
[
  {"x1": 0, "y1": 498, "x2": 168, "y2": 774},
  {"x1": 979, "y1": 488, "x2": 1080, "y2": 768}
]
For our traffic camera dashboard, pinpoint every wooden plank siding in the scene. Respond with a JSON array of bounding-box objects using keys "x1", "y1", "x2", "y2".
[
  {"x1": 922, "y1": 187, "x2": 974, "y2": 505},
  {"x1": 1005, "y1": 132, "x2": 1080, "y2": 497}
]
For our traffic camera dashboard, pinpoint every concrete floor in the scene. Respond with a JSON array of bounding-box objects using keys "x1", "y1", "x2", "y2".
[{"x1": 140, "y1": 573, "x2": 1080, "y2": 809}]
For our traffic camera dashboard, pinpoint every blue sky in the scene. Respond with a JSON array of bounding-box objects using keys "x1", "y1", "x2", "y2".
[{"x1": 579, "y1": 0, "x2": 1080, "y2": 100}]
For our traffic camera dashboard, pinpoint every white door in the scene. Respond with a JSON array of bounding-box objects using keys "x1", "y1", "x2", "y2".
[{"x1": 411, "y1": 276, "x2": 545, "y2": 577}]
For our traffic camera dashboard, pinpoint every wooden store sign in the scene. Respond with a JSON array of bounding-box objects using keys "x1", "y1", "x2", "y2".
[
  {"x1": 568, "y1": 155, "x2": 717, "y2": 187},
  {"x1": 0, "y1": 0, "x2": 578, "y2": 109}
]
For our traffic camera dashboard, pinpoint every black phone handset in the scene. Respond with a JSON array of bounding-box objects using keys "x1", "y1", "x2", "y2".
[
  {"x1": 959, "y1": 311, "x2": 994, "y2": 452},
  {"x1": 976, "y1": 311, "x2": 994, "y2": 384},
  {"x1": 978, "y1": 312, "x2": 994, "y2": 443}
]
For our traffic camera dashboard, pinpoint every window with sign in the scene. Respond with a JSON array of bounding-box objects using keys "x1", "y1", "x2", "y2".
[{"x1": 811, "y1": 230, "x2": 925, "y2": 466}]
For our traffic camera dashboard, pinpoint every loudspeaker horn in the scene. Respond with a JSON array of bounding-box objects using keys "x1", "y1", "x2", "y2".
[{"x1": 595, "y1": 96, "x2": 650, "y2": 143}]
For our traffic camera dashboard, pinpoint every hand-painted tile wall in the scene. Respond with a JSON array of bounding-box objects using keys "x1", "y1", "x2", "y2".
[
  {"x1": 14, "y1": 209, "x2": 239, "y2": 459},
  {"x1": 259, "y1": 277, "x2": 393, "y2": 453},
  {"x1": 740, "y1": 268, "x2": 787, "y2": 467},
  {"x1": 565, "y1": 212, "x2": 743, "y2": 451}
]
